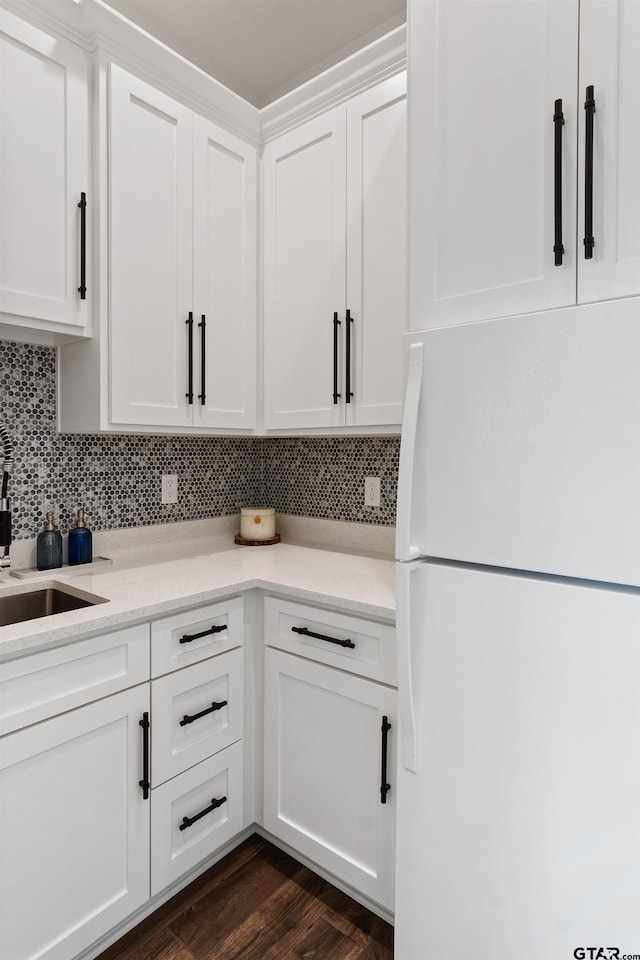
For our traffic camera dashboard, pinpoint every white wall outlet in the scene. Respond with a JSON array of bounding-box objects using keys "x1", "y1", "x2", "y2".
[
  {"x1": 364, "y1": 476, "x2": 381, "y2": 508},
  {"x1": 161, "y1": 474, "x2": 178, "y2": 504}
]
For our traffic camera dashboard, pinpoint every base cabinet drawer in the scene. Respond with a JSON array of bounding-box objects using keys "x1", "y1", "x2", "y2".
[
  {"x1": 264, "y1": 596, "x2": 396, "y2": 684},
  {"x1": 151, "y1": 648, "x2": 243, "y2": 785},
  {"x1": 151, "y1": 597, "x2": 243, "y2": 677},
  {"x1": 151, "y1": 740, "x2": 243, "y2": 895},
  {"x1": 263, "y1": 647, "x2": 396, "y2": 911}
]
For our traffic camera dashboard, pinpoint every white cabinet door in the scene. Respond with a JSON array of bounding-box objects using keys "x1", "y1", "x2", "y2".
[
  {"x1": 263, "y1": 647, "x2": 396, "y2": 910},
  {"x1": 193, "y1": 116, "x2": 257, "y2": 430},
  {"x1": 578, "y1": 0, "x2": 640, "y2": 304},
  {"x1": 346, "y1": 75, "x2": 407, "y2": 427},
  {"x1": 409, "y1": 0, "x2": 578, "y2": 330},
  {"x1": 109, "y1": 64, "x2": 193, "y2": 428},
  {"x1": 0, "y1": 9, "x2": 89, "y2": 334},
  {"x1": 263, "y1": 108, "x2": 347, "y2": 430},
  {"x1": 0, "y1": 685, "x2": 150, "y2": 960}
]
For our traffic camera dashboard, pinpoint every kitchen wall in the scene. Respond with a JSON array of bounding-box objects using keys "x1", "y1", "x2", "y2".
[{"x1": 1, "y1": 341, "x2": 399, "y2": 539}]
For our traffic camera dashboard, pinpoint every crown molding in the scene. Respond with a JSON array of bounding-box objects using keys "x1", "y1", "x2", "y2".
[
  {"x1": 1, "y1": 0, "x2": 405, "y2": 145},
  {"x1": 260, "y1": 24, "x2": 407, "y2": 143},
  {"x1": 1, "y1": 0, "x2": 262, "y2": 144}
]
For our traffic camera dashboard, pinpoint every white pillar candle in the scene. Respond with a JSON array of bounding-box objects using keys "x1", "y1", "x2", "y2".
[{"x1": 240, "y1": 506, "x2": 276, "y2": 540}]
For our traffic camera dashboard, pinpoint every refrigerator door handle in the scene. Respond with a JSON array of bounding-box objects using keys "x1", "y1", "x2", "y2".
[
  {"x1": 396, "y1": 341, "x2": 424, "y2": 561},
  {"x1": 397, "y1": 561, "x2": 419, "y2": 773}
]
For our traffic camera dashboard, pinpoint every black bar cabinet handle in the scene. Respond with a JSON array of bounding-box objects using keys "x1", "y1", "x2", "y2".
[
  {"x1": 553, "y1": 99, "x2": 565, "y2": 266},
  {"x1": 139, "y1": 712, "x2": 150, "y2": 800},
  {"x1": 185, "y1": 312, "x2": 194, "y2": 404},
  {"x1": 345, "y1": 309, "x2": 354, "y2": 403},
  {"x1": 584, "y1": 84, "x2": 596, "y2": 259},
  {"x1": 179, "y1": 623, "x2": 226, "y2": 644},
  {"x1": 180, "y1": 699, "x2": 227, "y2": 726},
  {"x1": 380, "y1": 715, "x2": 391, "y2": 804},
  {"x1": 291, "y1": 625, "x2": 355, "y2": 649},
  {"x1": 333, "y1": 312, "x2": 341, "y2": 404},
  {"x1": 179, "y1": 795, "x2": 227, "y2": 831},
  {"x1": 198, "y1": 315, "x2": 206, "y2": 405},
  {"x1": 77, "y1": 192, "x2": 87, "y2": 299}
]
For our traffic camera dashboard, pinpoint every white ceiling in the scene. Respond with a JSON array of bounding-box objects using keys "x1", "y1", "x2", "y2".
[{"x1": 101, "y1": 0, "x2": 406, "y2": 108}]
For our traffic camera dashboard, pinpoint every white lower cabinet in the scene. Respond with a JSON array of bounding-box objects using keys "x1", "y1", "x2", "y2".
[
  {"x1": 151, "y1": 647, "x2": 243, "y2": 784},
  {"x1": 151, "y1": 740, "x2": 243, "y2": 895},
  {"x1": 0, "y1": 684, "x2": 150, "y2": 960},
  {"x1": 263, "y1": 645, "x2": 397, "y2": 911}
]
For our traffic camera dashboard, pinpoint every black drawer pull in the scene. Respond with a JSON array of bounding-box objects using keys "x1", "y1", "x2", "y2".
[
  {"x1": 139, "y1": 712, "x2": 150, "y2": 800},
  {"x1": 186, "y1": 312, "x2": 194, "y2": 404},
  {"x1": 333, "y1": 312, "x2": 341, "y2": 404},
  {"x1": 553, "y1": 98, "x2": 565, "y2": 266},
  {"x1": 180, "y1": 700, "x2": 227, "y2": 726},
  {"x1": 380, "y1": 715, "x2": 391, "y2": 804},
  {"x1": 584, "y1": 84, "x2": 596, "y2": 259},
  {"x1": 77, "y1": 192, "x2": 87, "y2": 299},
  {"x1": 179, "y1": 624, "x2": 226, "y2": 644},
  {"x1": 345, "y1": 308, "x2": 354, "y2": 403},
  {"x1": 179, "y1": 795, "x2": 227, "y2": 831},
  {"x1": 291, "y1": 625, "x2": 355, "y2": 649}
]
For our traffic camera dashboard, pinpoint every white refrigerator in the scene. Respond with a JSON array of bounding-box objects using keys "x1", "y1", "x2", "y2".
[{"x1": 394, "y1": 298, "x2": 640, "y2": 959}]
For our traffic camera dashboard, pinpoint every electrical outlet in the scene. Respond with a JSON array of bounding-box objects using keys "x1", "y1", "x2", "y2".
[
  {"x1": 161, "y1": 474, "x2": 178, "y2": 504},
  {"x1": 364, "y1": 476, "x2": 381, "y2": 508}
]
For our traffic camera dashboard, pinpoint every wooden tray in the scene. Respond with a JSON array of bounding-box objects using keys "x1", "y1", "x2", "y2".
[{"x1": 234, "y1": 534, "x2": 281, "y2": 547}]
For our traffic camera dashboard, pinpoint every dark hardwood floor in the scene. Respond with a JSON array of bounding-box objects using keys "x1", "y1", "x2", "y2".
[{"x1": 96, "y1": 836, "x2": 394, "y2": 960}]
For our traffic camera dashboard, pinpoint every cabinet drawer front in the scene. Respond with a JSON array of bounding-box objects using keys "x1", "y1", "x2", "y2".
[
  {"x1": 0, "y1": 624, "x2": 150, "y2": 736},
  {"x1": 151, "y1": 740, "x2": 243, "y2": 896},
  {"x1": 264, "y1": 597, "x2": 396, "y2": 685},
  {"x1": 151, "y1": 648, "x2": 243, "y2": 785},
  {"x1": 151, "y1": 597, "x2": 243, "y2": 677}
]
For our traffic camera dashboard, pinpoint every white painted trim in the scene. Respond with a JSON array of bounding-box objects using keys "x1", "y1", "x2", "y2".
[
  {"x1": 260, "y1": 25, "x2": 407, "y2": 142},
  {"x1": 2, "y1": 0, "x2": 262, "y2": 144},
  {"x1": 2, "y1": 0, "x2": 405, "y2": 145}
]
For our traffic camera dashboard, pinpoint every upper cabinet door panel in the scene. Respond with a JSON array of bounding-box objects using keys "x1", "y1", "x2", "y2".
[
  {"x1": 0, "y1": 10, "x2": 88, "y2": 330},
  {"x1": 263, "y1": 109, "x2": 346, "y2": 430},
  {"x1": 578, "y1": 0, "x2": 640, "y2": 304},
  {"x1": 193, "y1": 116, "x2": 257, "y2": 430},
  {"x1": 409, "y1": 0, "x2": 578, "y2": 330},
  {"x1": 346, "y1": 75, "x2": 407, "y2": 427},
  {"x1": 108, "y1": 64, "x2": 192, "y2": 427}
]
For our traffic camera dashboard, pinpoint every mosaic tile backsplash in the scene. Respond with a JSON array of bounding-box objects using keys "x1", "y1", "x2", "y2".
[{"x1": 0, "y1": 341, "x2": 399, "y2": 540}]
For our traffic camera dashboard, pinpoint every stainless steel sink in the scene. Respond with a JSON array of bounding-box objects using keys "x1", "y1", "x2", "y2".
[{"x1": 0, "y1": 585, "x2": 108, "y2": 627}]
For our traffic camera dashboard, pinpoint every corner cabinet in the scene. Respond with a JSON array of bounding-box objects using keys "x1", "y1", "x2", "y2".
[
  {"x1": 59, "y1": 63, "x2": 257, "y2": 434},
  {"x1": 410, "y1": 0, "x2": 640, "y2": 330},
  {"x1": 263, "y1": 73, "x2": 407, "y2": 432},
  {"x1": 0, "y1": 8, "x2": 90, "y2": 343},
  {"x1": 262, "y1": 598, "x2": 397, "y2": 912}
]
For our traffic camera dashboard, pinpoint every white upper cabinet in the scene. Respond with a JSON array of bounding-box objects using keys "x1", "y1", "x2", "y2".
[
  {"x1": 0, "y1": 8, "x2": 89, "y2": 342},
  {"x1": 263, "y1": 73, "x2": 407, "y2": 431},
  {"x1": 409, "y1": 0, "x2": 579, "y2": 330},
  {"x1": 109, "y1": 65, "x2": 194, "y2": 428},
  {"x1": 410, "y1": 0, "x2": 640, "y2": 330},
  {"x1": 263, "y1": 107, "x2": 347, "y2": 431},
  {"x1": 578, "y1": 0, "x2": 640, "y2": 304},
  {"x1": 193, "y1": 116, "x2": 257, "y2": 431},
  {"x1": 346, "y1": 78, "x2": 407, "y2": 428},
  {"x1": 108, "y1": 65, "x2": 257, "y2": 432}
]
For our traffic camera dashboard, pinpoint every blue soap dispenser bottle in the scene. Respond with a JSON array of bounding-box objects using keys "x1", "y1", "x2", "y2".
[
  {"x1": 37, "y1": 512, "x2": 63, "y2": 570},
  {"x1": 68, "y1": 508, "x2": 92, "y2": 565}
]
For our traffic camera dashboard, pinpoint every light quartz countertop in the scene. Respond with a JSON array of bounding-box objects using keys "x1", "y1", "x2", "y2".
[{"x1": 0, "y1": 535, "x2": 396, "y2": 662}]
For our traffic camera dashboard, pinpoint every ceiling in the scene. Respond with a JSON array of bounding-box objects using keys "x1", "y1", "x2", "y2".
[{"x1": 100, "y1": 0, "x2": 406, "y2": 108}]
